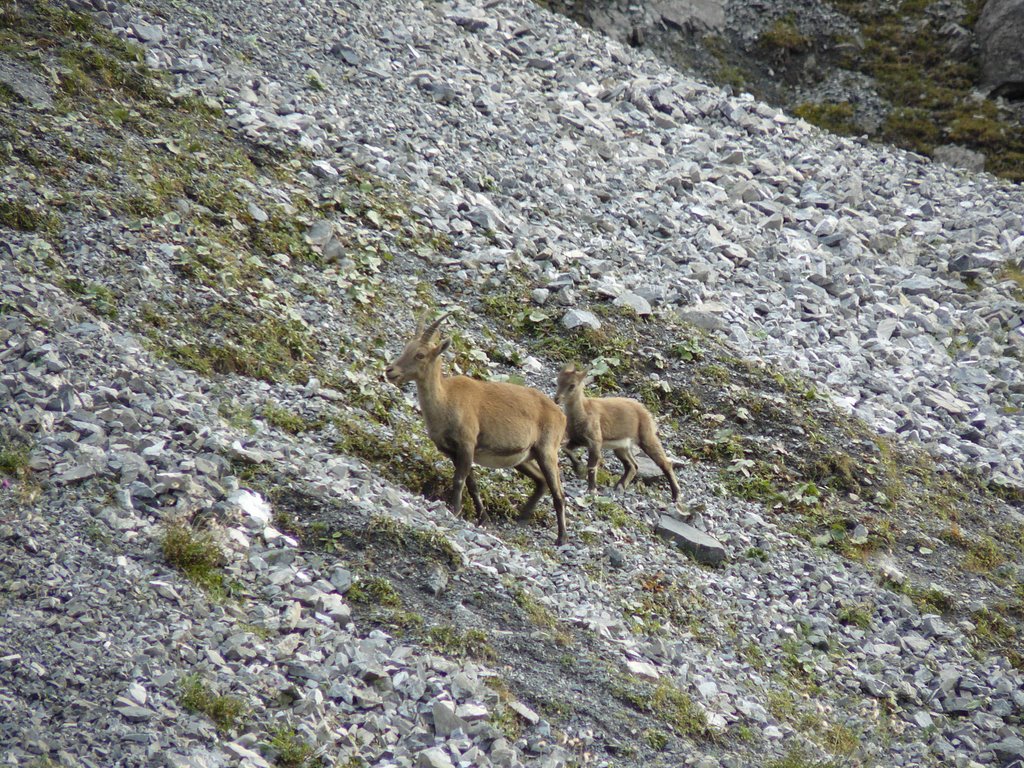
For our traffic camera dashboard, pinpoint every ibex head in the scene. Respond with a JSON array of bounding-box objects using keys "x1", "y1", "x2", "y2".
[
  {"x1": 385, "y1": 312, "x2": 454, "y2": 386},
  {"x1": 554, "y1": 363, "x2": 590, "y2": 404}
]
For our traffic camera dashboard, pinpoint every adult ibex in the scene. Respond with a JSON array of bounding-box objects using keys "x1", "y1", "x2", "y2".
[
  {"x1": 385, "y1": 313, "x2": 569, "y2": 545},
  {"x1": 554, "y1": 364, "x2": 680, "y2": 503}
]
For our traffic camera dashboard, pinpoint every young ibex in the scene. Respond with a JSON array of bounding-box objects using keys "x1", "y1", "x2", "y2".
[
  {"x1": 554, "y1": 364, "x2": 680, "y2": 503},
  {"x1": 385, "y1": 313, "x2": 569, "y2": 545}
]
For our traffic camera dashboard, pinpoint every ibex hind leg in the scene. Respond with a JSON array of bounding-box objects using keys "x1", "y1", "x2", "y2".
[
  {"x1": 612, "y1": 447, "x2": 639, "y2": 490},
  {"x1": 514, "y1": 459, "x2": 547, "y2": 522},
  {"x1": 532, "y1": 445, "x2": 566, "y2": 546},
  {"x1": 585, "y1": 441, "x2": 602, "y2": 492},
  {"x1": 639, "y1": 435, "x2": 681, "y2": 503}
]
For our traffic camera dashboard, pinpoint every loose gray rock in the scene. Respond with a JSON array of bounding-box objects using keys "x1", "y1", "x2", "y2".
[
  {"x1": 655, "y1": 515, "x2": 727, "y2": 565},
  {"x1": 417, "y1": 747, "x2": 456, "y2": 768},
  {"x1": 425, "y1": 564, "x2": 448, "y2": 596},
  {"x1": 561, "y1": 309, "x2": 601, "y2": 331},
  {"x1": 613, "y1": 291, "x2": 653, "y2": 316}
]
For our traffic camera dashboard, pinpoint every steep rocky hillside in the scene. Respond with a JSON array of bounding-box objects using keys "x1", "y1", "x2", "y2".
[
  {"x1": 542, "y1": 0, "x2": 1024, "y2": 181},
  {"x1": 1, "y1": 1, "x2": 1023, "y2": 767}
]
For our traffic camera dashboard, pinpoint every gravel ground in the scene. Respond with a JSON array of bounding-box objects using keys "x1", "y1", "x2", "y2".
[{"x1": 1, "y1": 0, "x2": 1023, "y2": 767}]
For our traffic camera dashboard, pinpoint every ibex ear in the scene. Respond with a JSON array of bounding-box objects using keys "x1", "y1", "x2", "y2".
[{"x1": 432, "y1": 338, "x2": 451, "y2": 358}]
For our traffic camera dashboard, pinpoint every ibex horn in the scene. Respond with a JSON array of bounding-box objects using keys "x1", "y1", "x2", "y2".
[
  {"x1": 414, "y1": 311, "x2": 429, "y2": 338},
  {"x1": 421, "y1": 311, "x2": 454, "y2": 341}
]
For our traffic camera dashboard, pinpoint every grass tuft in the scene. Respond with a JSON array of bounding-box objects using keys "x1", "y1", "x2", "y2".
[
  {"x1": 0, "y1": 197, "x2": 61, "y2": 235},
  {"x1": 837, "y1": 602, "x2": 873, "y2": 630},
  {"x1": 612, "y1": 675, "x2": 712, "y2": 740},
  {"x1": 765, "y1": 745, "x2": 840, "y2": 768},
  {"x1": 263, "y1": 403, "x2": 315, "y2": 434},
  {"x1": 425, "y1": 626, "x2": 498, "y2": 661},
  {"x1": 266, "y1": 725, "x2": 315, "y2": 768},
  {"x1": 0, "y1": 444, "x2": 31, "y2": 481},
  {"x1": 179, "y1": 674, "x2": 246, "y2": 733},
  {"x1": 346, "y1": 576, "x2": 401, "y2": 607},
  {"x1": 508, "y1": 582, "x2": 572, "y2": 646},
  {"x1": 162, "y1": 522, "x2": 226, "y2": 597},
  {"x1": 760, "y1": 19, "x2": 810, "y2": 53}
]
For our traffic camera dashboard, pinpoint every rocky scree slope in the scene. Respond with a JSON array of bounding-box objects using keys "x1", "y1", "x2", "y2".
[
  {"x1": 2, "y1": 1, "x2": 1024, "y2": 768},
  {"x1": 542, "y1": 0, "x2": 1024, "y2": 180}
]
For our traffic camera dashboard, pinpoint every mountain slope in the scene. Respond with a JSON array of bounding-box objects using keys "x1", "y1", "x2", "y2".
[{"x1": 1, "y1": 1, "x2": 1023, "y2": 767}]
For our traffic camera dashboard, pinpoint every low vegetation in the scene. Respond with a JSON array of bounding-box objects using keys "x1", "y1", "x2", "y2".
[
  {"x1": 161, "y1": 522, "x2": 226, "y2": 597},
  {"x1": 425, "y1": 626, "x2": 497, "y2": 661},
  {"x1": 792, "y1": 102, "x2": 860, "y2": 135},
  {"x1": 0, "y1": 443, "x2": 31, "y2": 482},
  {"x1": 837, "y1": 602, "x2": 873, "y2": 630},
  {"x1": 760, "y1": 18, "x2": 810, "y2": 55},
  {"x1": 265, "y1": 725, "x2": 315, "y2": 768},
  {"x1": 366, "y1": 515, "x2": 463, "y2": 569},
  {"x1": 822, "y1": 0, "x2": 1023, "y2": 180},
  {"x1": 969, "y1": 607, "x2": 1024, "y2": 670},
  {"x1": 179, "y1": 674, "x2": 247, "y2": 733},
  {"x1": 623, "y1": 572, "x2": 707, "y2": 640},
  {"x1": 611, "y1": 675, "x2": 712, "y2": 741},
  {"x1": 346, "y1": 576, "x2": 402, "y2": 608},
  {"x1": 507, "y1": 581, "x2": 572, "y2": 646},
  {"x1": 766, "y1": 745, "x2": 840, "y2": 768}
]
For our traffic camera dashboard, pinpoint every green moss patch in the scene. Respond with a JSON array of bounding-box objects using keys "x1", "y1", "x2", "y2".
[
  {"x1": 760, "y1": 19, "x2": 810, "y2": 54},
  {"x1": 264, "y1": 726, "x2": 315, "y2": 768},
  {"x1": 792, "y1": 102, "x2": 859, "y2": 135}
]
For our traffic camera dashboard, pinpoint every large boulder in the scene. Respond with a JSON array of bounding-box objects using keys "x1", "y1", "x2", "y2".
[
  {"x1": 652, "y1": 0, "x2": 725, "y2": 32},
  {"x1": 976, "y1": 0, "x2": 1024, "y2": 98},
  {"x1": 932, "y1": 144, "x2": 986, "y2": 173}
]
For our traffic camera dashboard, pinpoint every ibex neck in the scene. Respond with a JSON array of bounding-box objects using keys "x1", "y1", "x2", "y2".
[
  {"x1": 564, "y1": 389, "x2": 588, "y2": 416},
  {"x1": 415, "y1": 358, "x2": 448, "y2": 416}
]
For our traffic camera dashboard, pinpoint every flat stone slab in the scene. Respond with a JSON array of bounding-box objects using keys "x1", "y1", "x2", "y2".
[
  {"x1": 633, "y1": 453, "x2": 685, "y2": 480},
  {"x1": 509, "y1": 700, "x2": 540, "y2": 724},
  {"x1": 656, "y1": 515, "x2": 726, "y2": 565},
  {"x1": 625, "y1": 660, "x2": 660, "y2": 681},
  {"x1": 432, "y1": 700, "x2": 468, "y2": 736},
  {"x1": 0, "y1": 56, "x2": 53, "y2": 110}
]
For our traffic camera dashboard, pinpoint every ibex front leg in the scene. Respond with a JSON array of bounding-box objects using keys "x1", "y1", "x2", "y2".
[
  {"x1": 450, "y1": 446, "x2": 475, "y2": 518},
  {"x1": 465, "y1": 472, "x2": 486, "y2": 521},
  {"x1": 585, "y1": 438, "x2": 602, "y2": 493}
]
